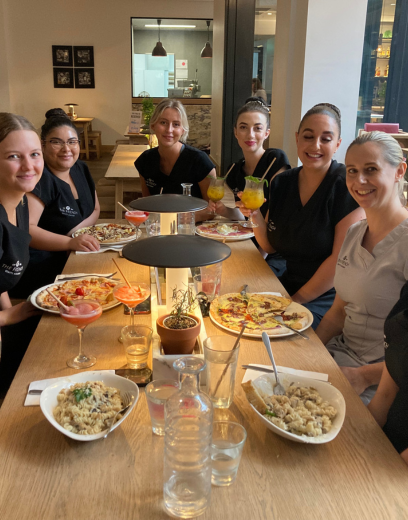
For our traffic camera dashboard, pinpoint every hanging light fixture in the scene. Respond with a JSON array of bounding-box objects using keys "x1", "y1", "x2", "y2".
[
  {"x1": 377, "y1": 1, "x2": 386, "y2": 53},
  {"x1": 201, "y1": 20, "x2": 213, "y2": 58},
  {"x1": 152, "y1": 19, "x2": 167, "y2": 56}
]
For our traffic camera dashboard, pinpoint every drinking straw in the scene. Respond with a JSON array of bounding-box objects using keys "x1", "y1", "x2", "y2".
[
  {"x1": 46, "y1": 288, "x2": 70, "y2": 312},
  {"x1": 112, "y1": 258, "x2": 132, "y2": 289},
  {"x1": 160, "y1": 187, "x2": 164, "y2": 194},
  {"x1": 213, "y1": 323, "x2": 246, "y2": 396},
  {"x1": 260, "y1": 157, "x2": 276, "y2": 182},
  {"x1": 224, "y1": 163, "x2": 235, "y2": 180},
  {"x1": 117, "y1": 201, "x2": 129, "y2": 212}
]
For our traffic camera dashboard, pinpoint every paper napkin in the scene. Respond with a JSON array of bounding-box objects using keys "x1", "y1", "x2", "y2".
[{"x1": 242, "y1": 364, "x2": 329, "y2": 384}]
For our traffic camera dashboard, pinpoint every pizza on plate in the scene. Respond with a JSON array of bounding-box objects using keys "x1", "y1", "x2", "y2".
[
  {"x1": 196, "y1": 222, "x2": 253, "y2": 239},
  {"x1": 210, "y1": 292, "x2": 309, "y2": 335},
  {"x1": 73, "y1": 223, "x2": 137, "y2": 243},
  {"x1": 36, "y1": 277, "x2": 118, "y2": 311}
]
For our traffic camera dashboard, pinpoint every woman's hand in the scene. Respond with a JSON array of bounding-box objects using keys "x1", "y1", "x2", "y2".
[
  {"x1": 208, "y1": 200, "x2": 227, "y2": 215},
  {"x1": 69, "y1": 234, "x2": 100, "y2": 252},
  {"x1": 0, "y1": 301, "x2": 41, "y2": 327}
]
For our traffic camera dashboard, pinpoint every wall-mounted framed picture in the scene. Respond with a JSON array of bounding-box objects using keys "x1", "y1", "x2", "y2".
[
  {"x1": 74, "y1": 68, "x2": 95, "y2": 89},
  {"x1": 73, "y1": 46, "x2": 94, "y2": 67},
  {"x1": 52, "y1": 45, "x2": 73, "y2": 67},
  {"x1": 53, "y1": 68, "x2": 74, "y2": 88}
]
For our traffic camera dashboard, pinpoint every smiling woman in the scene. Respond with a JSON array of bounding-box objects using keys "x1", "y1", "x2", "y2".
[{"x1": 10, "y1": 109, "x2": 101, "y2": 298}]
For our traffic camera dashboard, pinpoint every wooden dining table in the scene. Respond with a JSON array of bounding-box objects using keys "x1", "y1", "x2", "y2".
[
  {"x1": 0, "y1": 237, "x2": 407, "y2": 520},
  {"x1": 105, "y1": 144, "x2": 149, "y2": 219}
]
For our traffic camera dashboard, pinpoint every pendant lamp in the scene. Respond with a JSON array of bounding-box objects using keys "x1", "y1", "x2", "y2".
[
  {"x1": 152, "y1": 19, "x2": 167, "y2": 57},
  {"x1": 201, "y1": 20, "x2": 213, "y2": 58}
]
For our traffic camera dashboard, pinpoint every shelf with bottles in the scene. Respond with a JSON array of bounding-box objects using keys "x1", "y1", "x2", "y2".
[{"x1": 374, "y1": 64, "x2": 389, "y2": 78}]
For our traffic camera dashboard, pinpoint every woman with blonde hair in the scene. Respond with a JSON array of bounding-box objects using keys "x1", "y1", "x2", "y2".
[
  {"x1": 135, "y1": 99, "x2": 216, "y2": 202},
  {"x1": 316, "y1": 131, "x2": 408, "y2": 404},
  {"x1": 0, "y1": 113, "x2": 43, "y2": 395}
]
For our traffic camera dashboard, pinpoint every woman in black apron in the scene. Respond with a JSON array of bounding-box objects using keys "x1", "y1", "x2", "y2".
[
  {"x1": 0, "y1": 113, "x2": 43, "y2": 395},
  {"x1": 11, "y1": 109, "x2": 100, "y2": 297},
  {"x1": 238, "y1": 103, "x2": 365, "y2": 328}
]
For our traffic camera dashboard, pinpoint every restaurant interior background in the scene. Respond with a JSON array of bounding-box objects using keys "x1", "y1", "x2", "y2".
[{"x1": 0, "y1": 0, "x2": 407, "y2": 171}]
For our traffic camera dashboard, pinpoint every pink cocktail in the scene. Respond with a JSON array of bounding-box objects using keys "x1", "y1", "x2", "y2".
[
  {"x1": 59, "y1": 300, "x2": 102, "y2": 369},
  {"x1": 113, "y1": 282, "x2": 150, "y2": 325},
  {"x1": 125, "y1": 211, "x2": 149, "y2": 239}
]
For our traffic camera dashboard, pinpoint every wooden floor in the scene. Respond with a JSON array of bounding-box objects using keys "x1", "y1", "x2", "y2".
[{"x1": 85, "y1": 151, "x2": 141, "y2": 219}]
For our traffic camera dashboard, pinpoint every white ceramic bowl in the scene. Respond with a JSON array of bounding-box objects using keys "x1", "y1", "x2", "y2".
[
  {"x1": 249, "y1": 373, "x2": 346, "y2": 444},
  {"x1": 40, "y1": 371, "x2": 139, "y2": 442}
]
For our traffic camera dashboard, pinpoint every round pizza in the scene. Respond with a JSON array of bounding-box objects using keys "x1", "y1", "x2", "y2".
[
  {"x1": 73, "y1": 223, "x2": 137, "y2": 244},
  {"x1": 34, "y1": 277, "x2": 118, "y2": 313},
  {"x1": 209, "y1": 292, "x2": 310, "y2": 336},
  {"x1": 196, "y1": 222, "x2": 254, "y2": 241}
]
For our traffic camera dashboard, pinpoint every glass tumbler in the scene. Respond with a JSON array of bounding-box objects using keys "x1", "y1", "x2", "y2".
[
  {"x1": 146, "y1": 379, "x2": 179, "y2": 435},
  {"x1": 211, "y1": 421, "x2": 247, "y2": 486}
]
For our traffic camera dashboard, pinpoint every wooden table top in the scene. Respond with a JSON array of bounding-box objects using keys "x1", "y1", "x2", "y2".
[
  {"x1": 105, "y1": 145, "x2": 148, "y2": 180},
  {"x1": 0, "y1": 239, "x2": 407, "y2": 520},
  {"x1": 73, "y1": 117, "x2": 94, "y2": 124}
]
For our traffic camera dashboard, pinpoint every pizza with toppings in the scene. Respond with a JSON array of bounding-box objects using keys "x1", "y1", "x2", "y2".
[
  {"x1": 73, "y1": 223, "x2": 137, "y2": 244},
  {"x1": 209, "y1": 292, "x2": 311, "y2": 337},
  {"x1": 34, "y1": 277, "x2": 118, "y2": 313},
  {"x1": 196, "y1": 222, "x2": 254, "y2": 241}
]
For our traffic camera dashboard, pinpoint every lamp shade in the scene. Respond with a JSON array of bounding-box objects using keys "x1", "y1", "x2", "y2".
[
  {"x1": 129, "y1": 194, "x2": 207, "y2": 213},
  {"x1": 201, "y1": 20, "x2": 212, "y2": 58},
  {"x1": 152, "y1": 41, "x2": 167, "y2": 57}
]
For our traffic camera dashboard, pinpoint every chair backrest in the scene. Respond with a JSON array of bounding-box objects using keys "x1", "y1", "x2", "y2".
[{"x1": 364, "y1": 123, "x2": 399, "y2": 133}]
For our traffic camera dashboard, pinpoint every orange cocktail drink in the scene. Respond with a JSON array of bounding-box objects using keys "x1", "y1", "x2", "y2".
[
  {"x1": 241, "y1": 176, "x2": 267, "y2": 228},
  {"x1": 207, "y1": 177, "x2": 225, "y2": 212},
  {"x1": 113, "y1": 282, "x2": 150, "y2": 325},
  {"x1": 125, "y1": 211, "x2": 149, "y2": 226}
]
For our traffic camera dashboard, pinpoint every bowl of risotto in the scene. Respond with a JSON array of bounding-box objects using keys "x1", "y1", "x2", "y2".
[
  {"x1": 40, "y1": 371, "x2": 139, "y2": 441},
  {"x1": 242, "y1": 372, "x2": 346, "y2": 444}
]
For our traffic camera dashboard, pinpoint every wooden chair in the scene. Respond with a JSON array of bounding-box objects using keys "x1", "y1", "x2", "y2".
[{"x1": 87, "y1": 131, "x2": 102, "y2": 159}]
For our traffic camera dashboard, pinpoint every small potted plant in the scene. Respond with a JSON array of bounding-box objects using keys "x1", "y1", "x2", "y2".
[
  {"x1": 156, "y1": 286, "x2": 201, "y2": 355},
  {"x1": 140, "y1": 97, "x2": 155, "y2": 134}
]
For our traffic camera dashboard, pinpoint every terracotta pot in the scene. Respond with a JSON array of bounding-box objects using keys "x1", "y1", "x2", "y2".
[{"x1": 156, "y1": 314, "x2": 201, "y2": 355}]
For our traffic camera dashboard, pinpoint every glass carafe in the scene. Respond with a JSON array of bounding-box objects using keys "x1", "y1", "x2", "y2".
[
  {"x1": 181, "y1": 183, "x2": 193, "y2": 196},
  {"x1": 240, "y1": 177, "x2": 266, "y2": 228},
  {"x1": 163, "y1": 357, "x2": 213, "y2": 518},
  {"x1": 179, "y1": 183, "x2": 195, "y2": 234}
]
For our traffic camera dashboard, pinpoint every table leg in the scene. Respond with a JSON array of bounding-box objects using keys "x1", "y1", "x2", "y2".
[
  {"x1": 84, "y1": 122, "x2": 90, "y2": 160},
  {"x1": 115, "y1": 179, "x2": 124, "y2": 219}
]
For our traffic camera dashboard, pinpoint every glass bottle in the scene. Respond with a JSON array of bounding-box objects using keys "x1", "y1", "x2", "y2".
[
  {"x1": 179, "y1": 183, "x2": 195, "y2": 235},
  {"x1": 181, "y1": 183, "x2": 193, "y2": 196},
  {"x1": 163, "y1": 357, "x2": 213, "y2": 518}
]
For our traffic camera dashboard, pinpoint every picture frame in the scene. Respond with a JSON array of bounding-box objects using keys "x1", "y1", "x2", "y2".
[
  {"x1": 53, "y1": 68, "x2": 74, "y2": 88},
  {"x1": 52, "y1": 45, "x2": 73, "y2": 67},
  {"x1": 74, "y1": 68, "x2": 95, "y2": 89},
  {"x1": 73, "y1": 46, "x2": 94, "y2": 67}
]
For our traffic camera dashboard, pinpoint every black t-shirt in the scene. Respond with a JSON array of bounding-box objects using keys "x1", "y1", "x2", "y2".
[
  {"x1": 266, "y1": 160, "x2": 359, "y2": 295},
  {"x1": 226, "y1": 148, "x2": 290, "y2": 217},
  {"x1": 135, "y1": 144, "x2": 214, "y2": 199},
  {"x1": 32, "y1": 160, "x2": 95, "y2": 235},
  {"x1": 0, "y1": 199, "x2": 31, "y2": 294},
  {"x1": 383, "y1": 281, "x2": 408, "y2": 454}
]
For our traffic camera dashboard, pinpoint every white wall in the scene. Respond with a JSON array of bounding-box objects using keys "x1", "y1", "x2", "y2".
[
  {"x1": 270, "y1": 0, "x2": 367, "y2": 166},
  {"x1": 0, "y1": 0, "x2": 213, "y2": 144},
  {"x1": 0, "y1": 0, "x2": 11, "y2": 112}
]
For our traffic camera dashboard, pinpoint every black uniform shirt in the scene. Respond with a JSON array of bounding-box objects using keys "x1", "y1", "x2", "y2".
[
  {"x1": 32, "y1": 160, "x2": 95, "y2": 234},
  {"x1": 226, "y1": 148, "x2": 290, "y2": 217},
  {"x1": 266, "y1": 160, "x2": 359, "y2": 295},
  {"x1": 135, "y1": 144, "x2": 214, "y2": 199},
  {"x1": 383, "y1": 281, "x2": 408, "y2": 453},
  {"x1": 0, "y1": 198, "x2": 31, "y2": 294}
]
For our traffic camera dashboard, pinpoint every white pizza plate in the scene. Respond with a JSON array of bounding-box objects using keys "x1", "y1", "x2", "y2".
[
  {"x1": 209, "y1": 293, "x2": 313, "y2": 338},
  {"x1": 40, "y1": 371, "x2": 139, "y2": 442},
  {"x1": 248, "y1": 372, "x2": 346, "y2": 444},
  {"x1": 30, "y1": 277, "x2": 121, "y2": 315},
  {"x1": 72, "y1": 223, "x2": 139, "y2": 246},
  {"x1": 196, "y1": 222, "x2": 254, "y2": 242}
]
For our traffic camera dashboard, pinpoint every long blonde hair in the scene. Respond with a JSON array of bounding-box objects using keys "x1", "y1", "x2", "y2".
[
  {"x1": 347, "y1": 131, "x2": 406, "y2": 206},
  {"x1": 149, "y1": 99, "x2": 189, "y2": 143}
]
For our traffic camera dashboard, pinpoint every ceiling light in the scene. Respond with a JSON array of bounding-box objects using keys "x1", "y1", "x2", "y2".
[
  {"x1": 152, "y1": 19, "x2": 167, "y2": 57},
  {"x1": 267, "y1": 12, "x2": 272, "y2": 15},
  {"x1": 201, "y1": 20, "x2": 212, "y2": 58},
  {"x1": 145, "y1": 24, "x2": 196, "y2": 28}
]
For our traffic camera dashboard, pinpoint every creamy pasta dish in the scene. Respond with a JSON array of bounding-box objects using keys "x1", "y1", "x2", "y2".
[
  {"x1": 242, "y1": 381, "x2": 337, "y2": 437},
  {"x1": 53, "y1": 381, "x2": 123, "y2": 435}
]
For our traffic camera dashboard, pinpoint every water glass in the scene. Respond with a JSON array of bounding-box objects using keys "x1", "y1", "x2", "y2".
[
  {"x1": 145, "y1": 379, "x2": 179, "y2": 435},
  {"x1": 211, "y1": 421, "x2": 247, "y2": 486},
  {"x1": 203, "y1": 335, "x2": 240, "y2": 408},
  {"x1": 145, "y1": 213, "x2": 161, "y2": 236},
  {"x1": 177, "y1": 212, "x2": 196, "y2": 235},
  {"x1": 121, "y1": 325, "x2": 152, "y2": 369},
  {"x1": 193, "y1": 273, "x2": 218, "y2": 302},
  {"x1": 200, "y1": 263, "x2": 222, "y2": 297}
]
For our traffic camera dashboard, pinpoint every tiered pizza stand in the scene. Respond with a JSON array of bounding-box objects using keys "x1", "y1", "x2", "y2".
[{"x1": 124, "y1": 195, "x2": 231, "y2": 380}]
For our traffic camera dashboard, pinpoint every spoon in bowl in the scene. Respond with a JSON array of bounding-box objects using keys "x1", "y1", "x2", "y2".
[{"x1": 261, "y1": 331, "x2": 285, "y2": 395}]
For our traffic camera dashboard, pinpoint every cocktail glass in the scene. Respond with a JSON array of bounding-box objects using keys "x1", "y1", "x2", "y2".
[
  {"x1": 240, "y1": 177, "x2": 266, "y2": 228},
  {"x1": 207, "y1": 177, "x2": 225, "y2": 213},
  {"x1": 125, "y1": 211, "x2": 149, "y2": 239},
  {"x1": 113, "y1": 282, "x2": 150, "y2": 326},
  {"x1": 59, "y1": 299, "x2": 102, "y2": 369}
]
